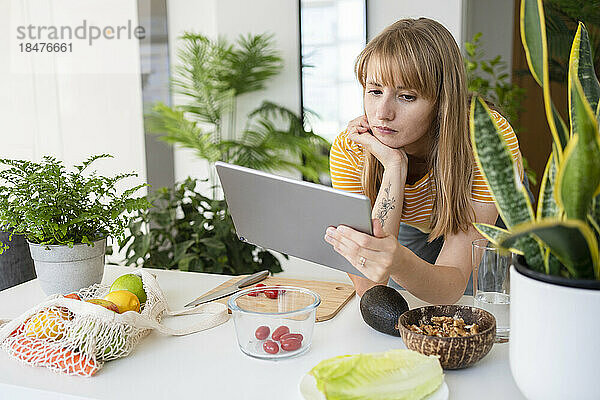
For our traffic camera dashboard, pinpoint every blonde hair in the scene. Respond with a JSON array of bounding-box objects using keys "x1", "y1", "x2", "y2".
[{"x1": 355, "y1": 18, "x2": 474, "y2": 240}]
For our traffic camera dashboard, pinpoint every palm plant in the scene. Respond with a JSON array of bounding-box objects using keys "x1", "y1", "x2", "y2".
[
  {"x1": 146, "y1": 32, "x2": 330, "y2": 186},
  {"x1": 470, "y1": 0, "x2": 600, "y2": 280}
]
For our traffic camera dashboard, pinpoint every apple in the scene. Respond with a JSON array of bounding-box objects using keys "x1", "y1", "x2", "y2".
[
  {"x1": 85, "y1": 298, "x2": 119, "y2": 313},
  {"x1": 110, "y1": 274, "x2": 147, "y2": 304},
  {"x1": 64, "y1": 293, "x2": 82, "y2": 301}
]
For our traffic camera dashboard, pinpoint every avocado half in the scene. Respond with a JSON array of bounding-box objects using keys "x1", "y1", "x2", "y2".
[{"x1": 359, "y1": 285, "x2": 409, "y2": 337}]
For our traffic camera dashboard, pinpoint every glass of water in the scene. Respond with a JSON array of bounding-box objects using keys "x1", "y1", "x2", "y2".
[{"x1": 472, "y1": 238, "x2": 513, "y2": 343}]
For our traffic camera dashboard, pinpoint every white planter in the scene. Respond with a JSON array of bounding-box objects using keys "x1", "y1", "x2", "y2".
[
  {"x1": 28, "y1": 239, "x2": 106, "y2": 295},
  {"x1": 510, "y1": 264, "x2": 600, "y2": 400}
]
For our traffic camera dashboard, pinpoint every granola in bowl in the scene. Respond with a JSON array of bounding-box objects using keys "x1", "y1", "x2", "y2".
[{"x1": 409, "y1": 316, "x2": 479, "y2": 337}]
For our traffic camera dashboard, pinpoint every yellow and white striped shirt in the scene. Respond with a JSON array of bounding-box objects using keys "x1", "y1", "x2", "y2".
[{"x1": 329, "y1": 111, "x2": 523, "y2": 232}]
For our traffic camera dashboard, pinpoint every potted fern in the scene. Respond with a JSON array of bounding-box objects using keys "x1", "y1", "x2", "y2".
[
  {"x1": 0, "y1": 155, "x2": 150, "y2": 295},
  {"x1": 470, "y1": 1, "x2": 599, "y2": 398}
]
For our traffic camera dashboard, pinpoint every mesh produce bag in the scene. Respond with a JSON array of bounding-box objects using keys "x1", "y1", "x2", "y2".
[{"x1": 0, "y1": 270, "x2": 228, "y2": 376}]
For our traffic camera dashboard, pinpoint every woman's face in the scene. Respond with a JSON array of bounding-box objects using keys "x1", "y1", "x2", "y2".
[{"x1": 363, "y1": 63, "x2": 436, "y2": 157}]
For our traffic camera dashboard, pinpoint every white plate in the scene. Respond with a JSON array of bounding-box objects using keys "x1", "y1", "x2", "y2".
[{"x1": 298, "y1": 373, "x2": 449, "y2": 400}]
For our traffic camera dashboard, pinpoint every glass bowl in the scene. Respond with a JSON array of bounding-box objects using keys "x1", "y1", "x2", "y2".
[{"x1": 228, "y1": 286, "x2": 321, "y2": 360}]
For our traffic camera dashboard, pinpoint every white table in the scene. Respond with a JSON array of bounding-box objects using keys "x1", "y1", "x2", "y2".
[{"x1": 0, "y1": 266, "x2": 525, "y2": 400}]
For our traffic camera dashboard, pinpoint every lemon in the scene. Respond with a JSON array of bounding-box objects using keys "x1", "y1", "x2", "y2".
[
  {"x1": 110, "y1": 274, "x2": 147, "y2": 304},
  {"x1": 104, "y1": 290, "x2": 140, "y2": 313},
  {"x1": 25, "y1": 307, "x2": 71, "y2": 340}
]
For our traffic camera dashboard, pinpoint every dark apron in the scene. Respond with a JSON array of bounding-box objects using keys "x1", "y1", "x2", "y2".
[{"x1": 388, "y1": 174, "x2": 534, "y2": 296}]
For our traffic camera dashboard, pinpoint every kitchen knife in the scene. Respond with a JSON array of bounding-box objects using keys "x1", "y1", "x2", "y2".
[{"x1": 184, "y1": 270, "x2": 270, "y2": 307}]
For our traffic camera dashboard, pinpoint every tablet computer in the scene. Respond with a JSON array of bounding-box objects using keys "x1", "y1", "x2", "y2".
[{"x1": 215, "y1": 161, "x2": 372, "y2": 278}]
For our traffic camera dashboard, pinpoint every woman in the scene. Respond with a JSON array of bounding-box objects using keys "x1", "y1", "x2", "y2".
[{"x1": 324, "y1": 18, "x2": 525, "y2": 304}]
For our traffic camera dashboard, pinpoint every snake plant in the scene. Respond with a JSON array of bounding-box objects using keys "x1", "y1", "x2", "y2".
[{"x1": 470, "y1": 0, "x2": 600, "y2": 280}]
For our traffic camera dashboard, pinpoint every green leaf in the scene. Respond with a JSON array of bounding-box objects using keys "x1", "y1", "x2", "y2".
[
  {"x1": 0, "y1": 241, "x2": 9, "y2": 254},
  {"x1": 521, "y1": 0, "x2": 545, "y2": 86},
  {"x1": 550, "y1": 102, "x2": 570, "y2": 150},
  {"x1": 568, "y1": 23, "x2": 600, "y2": 134},
  {"x1": 544, "y1": 248, "x2": 563, "y2": 276},
  {"x1": 473, "y1": 223, "x2": 511, "y2": 246},
  {"x1": 590, "y1": 194, "x2": 600, "y2": 238},
  {"x1": 521, "y1": 0, "x2": 569, "y2": 155},
  {"x1": 470, "y1": 97, "x2": 535, "y2": 227},
  {"x1": 473, "y1": 223, "x2": 530, "y2": 257},
  {"x1": 227, "y1": 33, "x2": 284, "y2": 96},
  {"x1": 173, "y1": 240, "x2": 195, "y2": 263},
  {"x1": 465, "y1": 42, "x2": 476, "y2": 56},
  {"x1": 513, "y1": 235, "x2": 546, "y2": 272},
  {"x1": 537, "y1": 150, "x2": 560, "y2": 220},
  {"x1": 146, "y1": 103, "x2": 222, "y2": 162},
  {"x1": 481, "y1": 61, "x2": 493, "y2": 74},
  {"x1": 470, "y1": 96, "x2": 545, "y2": 271},
  {"x1": 151, "y1": 249, "x2": 172, "y2": 269},
  {"x1": 556, "y1": 70, "x2": 600, "y2": 221},
  {"x1": 500, "y1": 220, "x2": 599, "y2": 279},
  {"x1": 200, "y1": 237, "x2": 227, "y2": 251},
  {"x1": 177, "y1": 255, "x2": 196, "y2": 272},
  {"x1": 140, "y1": 234, "x2": 152, "y2": 256}
]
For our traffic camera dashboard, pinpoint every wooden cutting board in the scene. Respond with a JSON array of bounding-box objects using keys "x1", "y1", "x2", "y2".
[{"x1": 200, "y1": 276, "x2": 355, "y2": 322}]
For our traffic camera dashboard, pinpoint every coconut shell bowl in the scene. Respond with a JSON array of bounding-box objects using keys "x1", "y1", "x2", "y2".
[{"x1": 398, "y1": 305, "x2": 496, "y2": 369}]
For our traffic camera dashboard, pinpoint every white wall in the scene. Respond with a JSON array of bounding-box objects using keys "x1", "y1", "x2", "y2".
[
  {"x1": 366, "y1": 0, "x2": 515, "y2": 81},
  {"x1": 465, "y1": 0, "x2": 515, "y2": 80},
  {"x1": 1, "y1": 0, "x2": 147, "y2": 190},
  {"x1": 0, "y1": 1, "x2": 37, "y2": 161},
  {"x1": 367, "y1": 0, "x2": 467, "y2": 44},
  {"x1": 164, "y1": 0, "x2": 215, "y2": 196}
]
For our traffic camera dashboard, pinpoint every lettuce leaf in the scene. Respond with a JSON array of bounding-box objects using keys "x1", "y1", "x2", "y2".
[{"x1": 309, "y1": 349, "x2": 443, "y2": 400}]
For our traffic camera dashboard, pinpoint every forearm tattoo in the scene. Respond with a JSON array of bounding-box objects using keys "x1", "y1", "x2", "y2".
[{"x1": 376, "y1": 183, "x2": 395, "y2": 228}]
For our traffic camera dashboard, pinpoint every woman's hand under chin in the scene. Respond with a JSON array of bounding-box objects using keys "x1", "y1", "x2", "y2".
[{"x1": 345, "y1": 115, "x2": 408, "y2": 170}]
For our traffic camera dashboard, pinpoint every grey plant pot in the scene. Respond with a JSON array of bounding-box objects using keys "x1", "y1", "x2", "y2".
[{"x1": 28, "y1": 238, "x2": 106, "y2": 295}]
